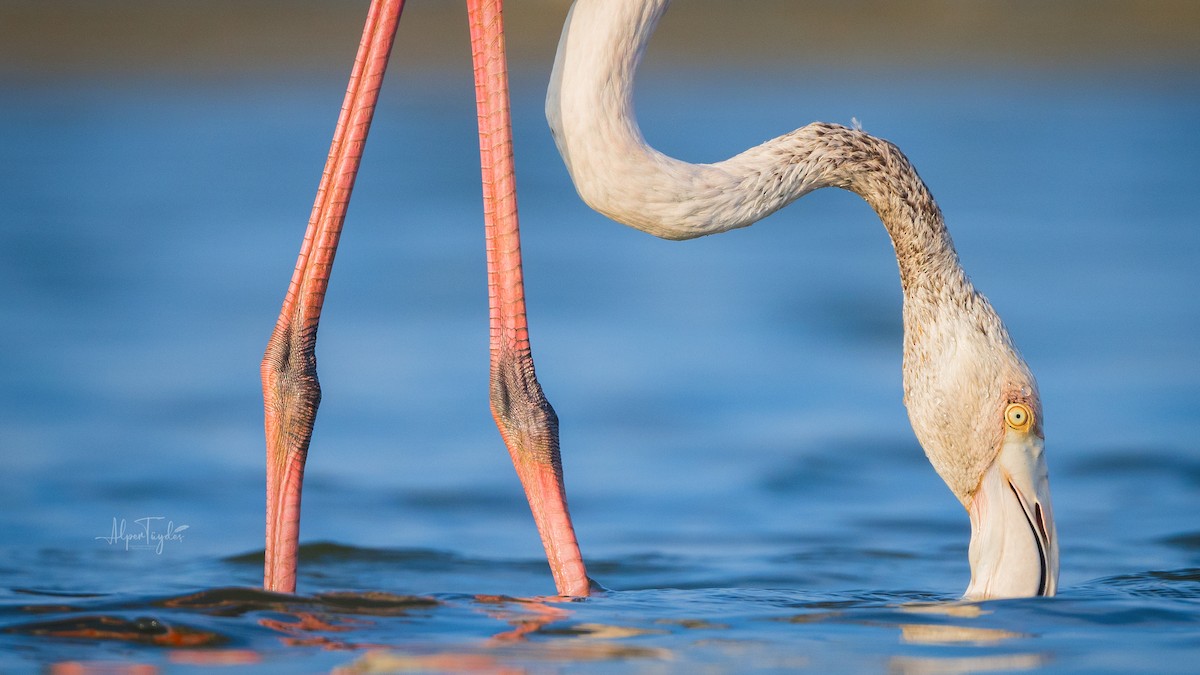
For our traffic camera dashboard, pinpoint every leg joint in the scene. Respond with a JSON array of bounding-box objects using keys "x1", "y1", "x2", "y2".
[{"x1": 491, "y1": 354, "x2": 560, "y2": 468}]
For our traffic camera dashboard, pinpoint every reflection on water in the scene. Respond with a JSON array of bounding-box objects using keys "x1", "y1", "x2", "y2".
[
  {"x1": 889, "y1": 653, "x2": 1046, "y2": 675},
  {"x1": 5, "y1": 572, "x2": 1197, "y2": 672},
  {"x1": 1, "y1": 30, "x2": 1198, "y2": 674},
  {"x1": 898, "y1": 623, "x2": 1024, "y2": 645}
]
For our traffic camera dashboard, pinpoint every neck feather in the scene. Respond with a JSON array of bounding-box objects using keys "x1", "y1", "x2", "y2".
[{"x1": 547, "y1": 0, "x2": 971, "y2": 304}]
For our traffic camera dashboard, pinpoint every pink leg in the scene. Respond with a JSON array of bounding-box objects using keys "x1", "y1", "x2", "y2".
[
  {"x1": 261, "y1": 0, "x2": 406, "y2": 594},
  {"x1": 467, "y1": 0, "x2": 591, "y2": 597}
]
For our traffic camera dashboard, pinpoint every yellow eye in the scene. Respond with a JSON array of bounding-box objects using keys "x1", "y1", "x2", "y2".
[{"x1": 1005, "y1": 402, "x2": 1033, "y2": 431}]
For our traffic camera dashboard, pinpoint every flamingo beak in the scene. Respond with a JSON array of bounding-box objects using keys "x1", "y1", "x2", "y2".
[{"x1": 963, "y1": 432, "x2": 1058, "y2": 600}]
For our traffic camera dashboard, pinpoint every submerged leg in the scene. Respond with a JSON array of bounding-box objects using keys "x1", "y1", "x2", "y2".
[
  {"x1": 467, "y1": 0, "x2": 591, "y2": 596},
  {"x1": 261, "y1": 0, "x2": 406, "y2": 594}
]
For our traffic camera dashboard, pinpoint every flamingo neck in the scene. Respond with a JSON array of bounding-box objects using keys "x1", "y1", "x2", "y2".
[
  {"x1": 547, "y1": 0, "x2": 970, "y2": 304},
  {"x1": 548, "y1": 0, "x2": 1005, "y2": 495}
]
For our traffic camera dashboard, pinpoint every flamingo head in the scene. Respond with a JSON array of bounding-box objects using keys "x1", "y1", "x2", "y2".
[{"x1": 901, "y1": 294, "x2": 1059, "y2": 600}]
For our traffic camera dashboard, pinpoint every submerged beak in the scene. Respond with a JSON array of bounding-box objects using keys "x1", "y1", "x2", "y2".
[{"x1": 964, "y1": 432, "x2": 1058, "y2": 600}]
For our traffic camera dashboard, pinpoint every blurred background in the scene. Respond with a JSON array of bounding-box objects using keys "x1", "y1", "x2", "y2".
[
  {"x1": 2, "y1": 0, "x2": 1198, "y2": 74},
  {"x1": 1, "y1": 0, "x2": 1198, "y2": 597}
]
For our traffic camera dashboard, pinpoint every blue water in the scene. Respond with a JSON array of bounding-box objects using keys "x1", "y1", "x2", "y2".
[{"x1": 2, "y1": 59, "x2": 1199, "y2": 672}]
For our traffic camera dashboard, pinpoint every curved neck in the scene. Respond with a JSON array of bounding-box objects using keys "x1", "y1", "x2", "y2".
[{"x1": 547, "y1": 0, "x2": 968, "y2": 299}]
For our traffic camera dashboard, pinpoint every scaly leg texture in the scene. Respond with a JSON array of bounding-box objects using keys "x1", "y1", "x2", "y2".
[
  {"x1": 261, "y1": 0, "x2": 406, "y2": 594},
  {"x1": 468, "y1": 0, "x2": 591, "y2": 596}
]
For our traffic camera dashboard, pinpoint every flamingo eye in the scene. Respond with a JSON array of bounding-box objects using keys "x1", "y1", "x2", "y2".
[{"x1": 1005, "y1": 402, "x2": 1033, "y2": 431}]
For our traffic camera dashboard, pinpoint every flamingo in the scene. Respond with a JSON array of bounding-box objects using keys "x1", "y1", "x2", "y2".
[
  {"x1": 546, "y1": 0, "x2": 1057, "y2": 599},
  {"x1": 260, "y1": 0, "x2": 590, "y2": 597}
]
